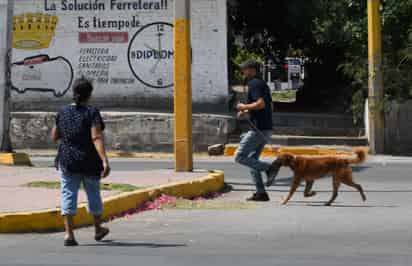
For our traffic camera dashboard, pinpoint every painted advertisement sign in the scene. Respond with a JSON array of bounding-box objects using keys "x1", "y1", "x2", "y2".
[
  {"x1": 11, "y1": 0, "x2": 228, "y2": 112},
  {"x1": 11, "y1": 0, "x2": 173, "y2": 98}
]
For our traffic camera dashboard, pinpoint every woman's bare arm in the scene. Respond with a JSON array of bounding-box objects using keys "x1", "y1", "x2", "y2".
[
  {"x1": 51, "y1": 126, "x2": 60, "y2": 142},
  {"x1": 91, "y1": 125, "x2": 110, "y2": 178}
]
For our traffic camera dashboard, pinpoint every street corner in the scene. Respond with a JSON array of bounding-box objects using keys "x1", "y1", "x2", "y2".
[
  {"x1": 0, "y1": 170, "x2": 225, "y2": 234},
  {"x1": 0, "y1": 153, "x2": 32, "y2": 166}
]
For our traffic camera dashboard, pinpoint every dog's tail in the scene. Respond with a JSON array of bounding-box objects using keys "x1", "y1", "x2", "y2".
[{"x1": 347, "y1": 149, "x2": 367, "y2": 164}]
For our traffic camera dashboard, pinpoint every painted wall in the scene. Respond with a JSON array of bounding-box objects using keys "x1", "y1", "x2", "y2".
[{"x1": 10, "y1": 0, "x2": 228, "y2": 113}]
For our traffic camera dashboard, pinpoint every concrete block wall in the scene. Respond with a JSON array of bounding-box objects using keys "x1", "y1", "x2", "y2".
[
  {"x1": 271, "y1": 112, "x2": 365, "y2": 137},
  {"x1": 10, "y1": 112, "x2": 236, "y2": 152}
]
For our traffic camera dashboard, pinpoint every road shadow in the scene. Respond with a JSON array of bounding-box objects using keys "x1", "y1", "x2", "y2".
[
  {"x1": 228, "y1": 176, "x2": 303, "y2": 187},
  {"x1": 352, "y1": 166, "x2": 372, "y2": 173},
  {"x1": 285, "y1": 201, "x2": 398, "y2": 208},
  {"x1": 231, "y1": 187, "x2": 412, "y2": 193},
  {"x1": 233, "y1": 188, "x2": 292, "y2": 192},
  {"x1": 82, "y1": 240, "x2": 187, "y2": 248},
  {"x1": 328, "y1": 204, "x2": 399, "y2": 208},
  {"x1": 221, "y1": 183, "x2": 234, "y2": 193}
]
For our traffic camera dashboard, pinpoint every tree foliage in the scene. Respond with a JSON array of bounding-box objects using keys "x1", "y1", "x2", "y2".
[{"x1": 228, "y1": 0, "x2": 412, "y2": 119}]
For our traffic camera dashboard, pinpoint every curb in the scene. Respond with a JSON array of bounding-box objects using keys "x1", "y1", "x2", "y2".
[
  {"x1": 224, "y1": 145, "x2": 363, "y2": 157},
  {"x1": 15, "y1": 150, "x2": 211, "y2": 160},
  {"x1": 0, "y1": 153, "x2": 32, "y2": 166},
  {"x1": 106, "y1": 152, "x2": 174, "y2": 159},
  {"x1": 0, "y1": 171, "x2": 224, "y2": 233}
]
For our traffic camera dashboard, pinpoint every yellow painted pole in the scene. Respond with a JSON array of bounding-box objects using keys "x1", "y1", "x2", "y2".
[
  {"x1": 174, "y1": 0, "x2": 193, "y2": 171},
  {"x1": 367, "y1": 0, "x2": 384, "y2": 154}
]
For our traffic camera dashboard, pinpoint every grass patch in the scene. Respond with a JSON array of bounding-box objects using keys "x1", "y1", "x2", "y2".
[
  {"x1": 26, "y1": 181, "x2": 61, "y2": 189},
  {"x1": 100, "y1": 183, "x2": 139, "y2": 192},
  {"x1": 25, "y1": 181, "x2": 141, "y2": 192},
  {"x1": 272, "y1": 90, "x2": 297, "y2": 103}
]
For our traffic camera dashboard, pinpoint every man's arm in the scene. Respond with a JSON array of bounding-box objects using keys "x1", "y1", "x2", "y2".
[
  {"x1": 237, "y1": 98, "x2": 266, "y2": 111},
  {"x1": 237, "y1": 80, "x2": 267, "y2": 111}
]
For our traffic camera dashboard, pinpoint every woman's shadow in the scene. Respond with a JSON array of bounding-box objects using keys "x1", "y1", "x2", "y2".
[{"x1": 82, "y1": 240, "x2": 187, "y2": 248}]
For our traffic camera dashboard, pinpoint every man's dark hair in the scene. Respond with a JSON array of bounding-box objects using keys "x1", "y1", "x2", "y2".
[
  {"x1": 72, "y1": 77, "x2": 93, "y2": 107},
  {"x1": 239, "y1": 59, "x2": 262, "y2": 72}
]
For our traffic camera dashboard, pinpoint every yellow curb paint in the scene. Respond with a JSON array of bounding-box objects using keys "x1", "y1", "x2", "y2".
[
  {"x1": 106, "y1": 152, "x2": 174, "y2": 159},
  {"x1": 261, "y1": 146, "x2": 281, "y2": 157},
  {"x1": 224, "y1": 145, "x2": 365, "y2": 157},
  {"x1": 224, "y1": 146, "x2": 238, "y2": 156},
  {"x1": 0, "y1": 171, "x2": 224, "y2": 233},
  {"x1": 0, "y1": 153, "x2": 32, "y2": 166}
]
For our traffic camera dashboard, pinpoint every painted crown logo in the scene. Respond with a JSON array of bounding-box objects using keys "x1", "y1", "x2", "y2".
[{"x1": 13, "y1": 13, "x2": 58, "y2": 50}]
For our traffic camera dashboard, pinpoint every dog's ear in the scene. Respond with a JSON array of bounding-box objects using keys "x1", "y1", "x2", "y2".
[
  {"x1": 276, "y1": 154, "x2": 285, "y2": 165},
  {"x1": 285, "y1": 154, "x2": 292, "y2": 164},
  {"x1": 283, "y1": 153, "x2": 295, "y2": 166},
  {"x1": 278, "y1": 153, "x2": 294, "y2": 166}
]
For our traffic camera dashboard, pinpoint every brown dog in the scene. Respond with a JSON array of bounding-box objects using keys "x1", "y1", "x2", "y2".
[{"x1": 276, "y1": 149, "x2": 367, "y2": 206}]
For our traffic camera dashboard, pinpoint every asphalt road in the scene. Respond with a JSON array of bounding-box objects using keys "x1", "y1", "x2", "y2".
[{"x1": 1, "y1": 157, "x2": 412, "y2": 266}]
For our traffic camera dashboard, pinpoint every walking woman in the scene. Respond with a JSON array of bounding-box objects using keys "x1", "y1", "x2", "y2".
[{"x1": 51, "y1": 78, "x2": 111, "y2": 246}]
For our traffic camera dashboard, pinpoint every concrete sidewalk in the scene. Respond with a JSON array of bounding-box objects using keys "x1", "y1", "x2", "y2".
[{"x1": 0, "y1": 166, "x2": 207, "y2": 213}]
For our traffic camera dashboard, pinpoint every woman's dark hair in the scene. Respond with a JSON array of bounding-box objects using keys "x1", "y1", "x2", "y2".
[{"x1": 72, "y1": 77, "x2": 93, "y2": 107}]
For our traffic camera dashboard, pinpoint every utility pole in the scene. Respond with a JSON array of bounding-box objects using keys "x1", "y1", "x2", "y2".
[
  {"x1": 0, "y1": 0, "x2": 13, "y2": 153},
  {"x1": 173, "y1": 0, "x2": 193, "y2": 171},
  {"x1": 367, "y1": 0, "x2": 384, "y2": 154}
]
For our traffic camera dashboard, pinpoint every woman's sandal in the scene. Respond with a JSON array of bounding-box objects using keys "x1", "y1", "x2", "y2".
[
  {"x1": 64, "y1": 238, "x2": 79, "y2": 246},
  {"x1": 95, "y1": 227, "x2": 110, "y2": 242}
]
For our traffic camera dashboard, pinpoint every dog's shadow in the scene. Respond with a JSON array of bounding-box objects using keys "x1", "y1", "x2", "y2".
[
  {"x1": 352, "y1": 166, "x2": 372, "y2": 173},
  {"x1": 285, "y1": 201, "x2": 398, "y2": 208}
]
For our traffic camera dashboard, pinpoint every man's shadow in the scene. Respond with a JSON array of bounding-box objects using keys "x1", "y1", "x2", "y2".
[{"x1": 228, "y1": 176, "x2": 301, "y2": 191}]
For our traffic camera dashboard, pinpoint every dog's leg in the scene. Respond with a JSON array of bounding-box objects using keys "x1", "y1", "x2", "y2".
[
  {"x1": 341, "y1": 172, "x2": 367, "y2": 202},
  {"x1": 281, "y1": 175, "x2": 301, "y2": 205},
  {"x1": 304, "y1": 180, "x2": 317, "y2": 197},
  {"x1": 325, "y1": 175, "x2": 341, "y2": 206}
]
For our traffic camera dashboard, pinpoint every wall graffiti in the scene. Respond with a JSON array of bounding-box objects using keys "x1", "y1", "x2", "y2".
[
  {"x1": 11, "y1": 0, "x2": 229, "y2": 112},
  {"x1": 12, "y1": 13, "x2": 58, "y2": 50},
  {"x1": 11, "y1": 1, "x2": 174, "y2": 99},
  {"x1": 127, "y1": 22, "x2": 174, "y2": 89},
  {"x1": 11, "y1": 12, "x2": 74, "y2": 97},
  {"x1": 11, "y1": 54, "x2": 74, "y2": 97}
]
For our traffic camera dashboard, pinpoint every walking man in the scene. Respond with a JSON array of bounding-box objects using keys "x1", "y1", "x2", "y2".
[{"x1": 235, "y1": 60, "x2": 281, "y2": 201}]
